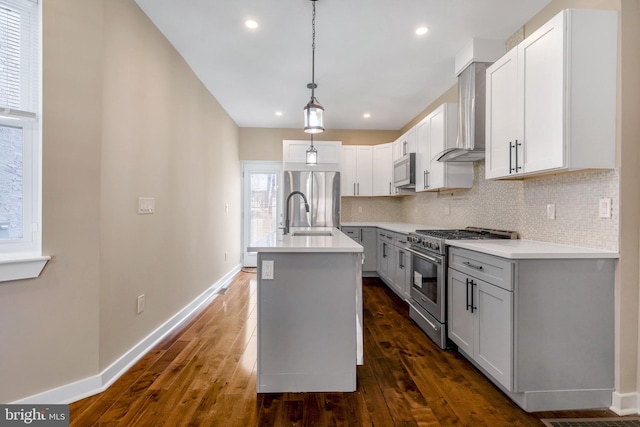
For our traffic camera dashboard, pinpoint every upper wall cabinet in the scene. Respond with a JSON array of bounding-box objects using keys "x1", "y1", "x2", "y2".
[
  {"x1": 341, "y1": 145, "x2": 373, "y2": 197},
  {"x1": 283, "y1": 140, "x2": 342, "y2": 171},
  {"x1": 373, "y1": 143, "x2": 394, "y2": 196},
  {"x1": 392, "y1": 127, "x2": 416, "y2": 162},
  {"x1": 415, "y1": 103, "x2": 473, "y2": 192},
  {"x1": 485, "y1": 9, "x2": 617, "y2": 180}
]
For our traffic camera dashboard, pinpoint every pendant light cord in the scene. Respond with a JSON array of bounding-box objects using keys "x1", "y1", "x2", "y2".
[{"x1": 310, "y1": 1, "x2": 316, "y2": 100}]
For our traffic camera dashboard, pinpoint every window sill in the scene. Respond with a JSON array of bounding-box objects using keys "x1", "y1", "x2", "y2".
[{"x1": 0, "y1": 255, "x2": 51, "y2": 283}]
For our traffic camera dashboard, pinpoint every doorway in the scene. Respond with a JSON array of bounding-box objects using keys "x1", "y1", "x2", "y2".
[{"x1": 242, "y1": 161, "x2": 282, "y2": 267}]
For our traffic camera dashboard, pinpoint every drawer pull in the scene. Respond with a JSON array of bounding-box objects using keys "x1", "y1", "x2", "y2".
[{"x1": 463, "y1": 261, "x2": 483, "y2": 270}]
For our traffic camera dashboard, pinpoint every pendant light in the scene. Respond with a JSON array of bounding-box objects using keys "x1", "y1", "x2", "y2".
[
  {"x1": 303, "y1": 0, "x2": 324, "y2": 134},
  {"x1": 306, "y1": 134, "x2": 318, "y2": 165}
]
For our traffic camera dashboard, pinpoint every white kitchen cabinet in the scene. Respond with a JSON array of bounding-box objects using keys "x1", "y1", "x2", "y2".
[
  {"x1": 342, "y1": 226, "x2": 378, "y2": 274},
  {"x1": 373, "y1": 143, "x2": 394, "y2": 196},
  {"x1": 448, "y1": 263, "x2": 513, "y2": 390},
  {"x1": 485, "y1": 9, "x2": 617, "y2": 180},
  {"x1": 341, "y1": 145, "x2": 373, "y2": 197},
  {"x1": 415, "y1": 103, "x2": 473, "y2": 192},
  {"x1": 392, "y1": 127, "x2": 416, "y2": 161},
  {"x1": 414, "y1": 116, "x2": 430, "y2": 191},
  {"x1": 283, "y1": 140, "x2": 341, "y2": 170},
  {"x1": 448, "y1": 246, "x2": 615, "y2": 412}
]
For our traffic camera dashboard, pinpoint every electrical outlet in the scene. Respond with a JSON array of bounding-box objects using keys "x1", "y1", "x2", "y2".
[
  {"x1": 599, "y1": 198, "x2": 612, "y2": 219},
  {"x1": 262, "y1": 260, "x2": 274, "y2": 280},
  {"x1": 546, "y1": 204, "x2": 556, "y2": 220},
  {"x1": 137, "y1": 294, "x2": 145, "y2": 314}
]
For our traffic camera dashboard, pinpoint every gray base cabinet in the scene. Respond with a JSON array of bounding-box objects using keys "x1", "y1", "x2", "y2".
[
  {"x1": 377, "y1": 230, "x2": 411, "y2": 300},
  {"x1": 448, "y1": 247, "x2": 615, "y2": 412},
  {"x1": 342, "y1": 226, "x2": 378, "y2": 273}
]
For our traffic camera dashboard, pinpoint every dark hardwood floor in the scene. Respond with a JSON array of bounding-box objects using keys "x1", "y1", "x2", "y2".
[{"x1": 70, "y1": 272, "x2": 620, "y2": 426}]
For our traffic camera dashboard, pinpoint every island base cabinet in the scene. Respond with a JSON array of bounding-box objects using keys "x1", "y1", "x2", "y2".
[{"x1": 256, "y1": 252, "x2": 362, "y2": 393}]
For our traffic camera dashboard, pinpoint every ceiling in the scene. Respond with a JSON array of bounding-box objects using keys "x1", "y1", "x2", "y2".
[{"x1": 134, "y1": 0, "x2": 551, "y2": 131}]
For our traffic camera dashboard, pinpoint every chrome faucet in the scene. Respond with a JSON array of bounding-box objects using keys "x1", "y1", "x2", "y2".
[{"x1": 284, "y1": 191, "x2": 310, "y2": 235}]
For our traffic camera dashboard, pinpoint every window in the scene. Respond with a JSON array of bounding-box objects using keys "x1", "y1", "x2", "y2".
[{"x1": 0, "y1": 0, "x2": 46, "y2": 280}]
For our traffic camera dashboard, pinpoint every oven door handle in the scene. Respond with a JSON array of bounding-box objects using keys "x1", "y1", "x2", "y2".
[{"x1": 405, "y1": 247, "x2": 442, "y2": 264}]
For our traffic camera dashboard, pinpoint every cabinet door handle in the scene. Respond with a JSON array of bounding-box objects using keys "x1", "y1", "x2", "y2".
[
  {"x1": 465, "y1": 278, "x2": 471, "y2": 312},
  {"x1": 353, "y1": 183, "x2": 356, "y2": 196},
  {"x1": 425, "y1": 170, "x2": 430, "y2": 189},
  {"x1": 424, "y1": 171, "x2": 427, "y2": 189},
  {"x1": 471, "y1": 280, "x2": 477, "y2": 313},
  {"x1": 509, "y1": 142, "x2": 514, "y2": 173},
  {"x1": 389, "y1": 182, "x2": 392, "y2": 195},
  {"x1": 463, "y1": 261, "x2": 483, "y2": 270},
  {"x1": 382, "y1": 242, "x2": 387, "y2": 258},
  {"x1": 399, "y1": 251, "x2": 404, "y2": 269},
  {"x1": 515, "y1": 140, "x2": 522, "y2": 172},
  {"x1": 357, "y1": 182, "x2": 360, "y2": 195}
]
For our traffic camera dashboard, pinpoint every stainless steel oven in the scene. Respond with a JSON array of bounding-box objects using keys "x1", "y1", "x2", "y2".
[
  {"x1": 406, "y1": 227, "x2": 518, "y2": 349},
  {"x1": 406, "y1": 247, "x2": 446, "y2": 348}
]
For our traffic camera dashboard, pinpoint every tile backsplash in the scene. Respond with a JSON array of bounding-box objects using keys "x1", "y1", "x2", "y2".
[{"x1": 342, "y1": 162, "x2": 619, "y2": 251}]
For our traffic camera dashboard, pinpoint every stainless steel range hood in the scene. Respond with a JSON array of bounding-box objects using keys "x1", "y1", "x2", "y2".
[{"x1": 436, "y1": 61, "x2": 491, "y2": 162}]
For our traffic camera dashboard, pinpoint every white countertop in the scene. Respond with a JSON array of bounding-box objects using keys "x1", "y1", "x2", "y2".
[
  {"x1": 341, "y1": 222, "x2": 435, "y2": 235},
  {"x1": 446, "y1": 239, "x2": 619, "y2": 259},
  {"x1": 247, "y1": 227, "x2": 363, "y2": 253}
]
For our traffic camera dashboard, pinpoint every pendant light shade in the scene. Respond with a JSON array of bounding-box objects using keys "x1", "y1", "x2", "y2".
[
  {"x1": 303, "y1": 0, "x2": 324, "y2": 134},
  {"x1": 306, "y1": 135, "x2": 318, "y2": 165},
  {"x1": 304, "y1": 98, "x2": 324, "y2": 134}
]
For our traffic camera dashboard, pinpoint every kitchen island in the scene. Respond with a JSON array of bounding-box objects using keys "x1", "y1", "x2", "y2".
[{"x1": 248, "y1": 227, "x2": 363, "y2": 393}]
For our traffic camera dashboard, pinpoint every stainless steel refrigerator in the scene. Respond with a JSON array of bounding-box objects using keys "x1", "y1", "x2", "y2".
[{"x1": 283, "y1": 171, "x2": 340, "y2": 228}]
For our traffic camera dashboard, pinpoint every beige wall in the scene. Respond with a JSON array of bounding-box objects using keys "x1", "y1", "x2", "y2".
[
  {"x1": 98, "y1": 0, "x2": 241, "y2": 370},
  {"x1": 239, "y1": 128, "x2": 400, "y2": 161},
  {"x1": 0, "y1": 0, "x2": 241, "y2": 403},
  {"x1": 0, "y1": 0, "x2": 104, "y2": 402}
]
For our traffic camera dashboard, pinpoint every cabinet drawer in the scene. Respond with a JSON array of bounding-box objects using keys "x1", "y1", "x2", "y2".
[
  {"x1": 341, "y1": 227, "x2": 360, "y2": 242},
  {"x1": 394, "y1": 232, "x2": 409, "y2": 247},
  {"x1": 448, "y1": 247, "x2": 514, "y2": 291},
  {"x1": 377, "y1": 229, "x2": 394, "y2": 242}
]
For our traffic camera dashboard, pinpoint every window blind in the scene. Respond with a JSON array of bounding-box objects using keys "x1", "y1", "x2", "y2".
[{"x1": 0, "y1": 0, "x2": 38, "y2": 116}]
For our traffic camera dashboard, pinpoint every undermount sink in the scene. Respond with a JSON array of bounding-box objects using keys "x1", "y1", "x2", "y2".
[{"x1": 292, "y1": 231, "x2": 333, "y2": 237}]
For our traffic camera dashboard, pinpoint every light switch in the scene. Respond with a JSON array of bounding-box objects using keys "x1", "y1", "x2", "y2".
[{"x1": 138, "y1": 197, "x2": 155, "y2": 214}]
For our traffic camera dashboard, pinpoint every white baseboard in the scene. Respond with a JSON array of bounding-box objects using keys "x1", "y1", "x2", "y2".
[
  {"x1": 12, "y1": 264, "x2": 242, "y2": 405},
  {"x1": 611, "y1": 391, "x2": 640, "y2": 415}
]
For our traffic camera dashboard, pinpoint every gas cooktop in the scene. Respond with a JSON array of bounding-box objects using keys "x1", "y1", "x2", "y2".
[
  {"x1": 408, "y1": 227, "x2": 518, "y2": 255},
  {"x1": 414, "y1": 227, "x2": 518, "y2": 240}
]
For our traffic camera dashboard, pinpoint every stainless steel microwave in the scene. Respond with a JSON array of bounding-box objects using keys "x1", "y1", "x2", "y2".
[{"x1": 393, "y1": 153, "x2": 415, "y2": 188}]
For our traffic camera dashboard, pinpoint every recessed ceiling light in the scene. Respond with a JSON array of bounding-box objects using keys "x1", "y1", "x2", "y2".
[
  {"x1": 415, "y1": 26, "x2": 429, "y2": 36},
  {"x1": 245, "y1": 20, "x2": 258, "y2": 29},
  {"x1": 363, "y1": 113, "x2": 371, "y2": 118},
  {"x1": 275, "y1": 111, "x2": 283, "y2": 116}
]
